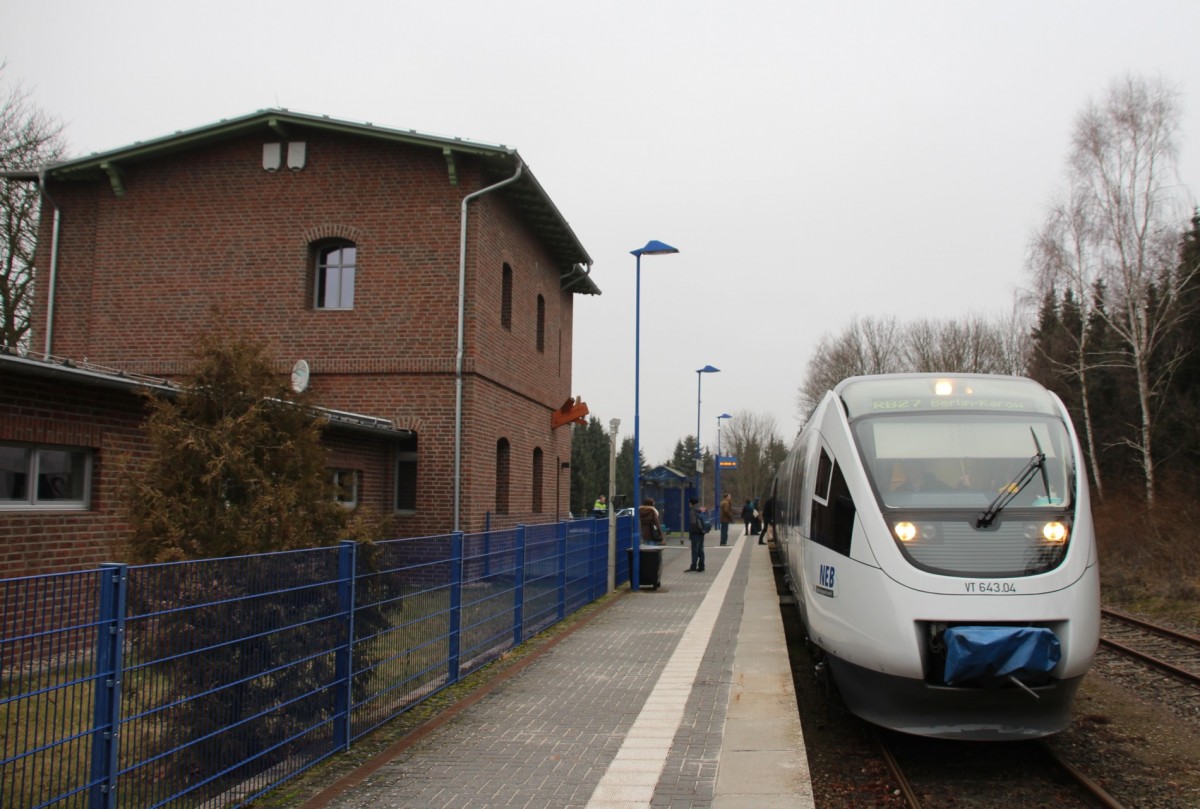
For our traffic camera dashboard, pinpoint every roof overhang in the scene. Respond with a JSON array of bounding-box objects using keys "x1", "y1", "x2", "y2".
[{"x1": 0, "y1": 350, "x2": 414, "y2": 441}]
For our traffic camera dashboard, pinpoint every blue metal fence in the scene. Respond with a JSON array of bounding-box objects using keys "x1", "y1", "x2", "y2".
[{"x1": 0, "y1": 516, "x2": 631, "y2": 808}]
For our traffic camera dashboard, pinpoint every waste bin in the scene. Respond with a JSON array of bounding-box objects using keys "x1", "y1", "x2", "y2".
[{"x1": 627, "y1": 545, "x2": 664, "y2": 590}]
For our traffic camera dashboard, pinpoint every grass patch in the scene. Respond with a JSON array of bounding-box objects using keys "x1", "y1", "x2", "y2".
[{"x1": 1093, "y1": 486, "x2": 1200, "y2": 625}]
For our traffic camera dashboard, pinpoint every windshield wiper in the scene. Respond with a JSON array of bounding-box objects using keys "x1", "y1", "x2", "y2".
[{"x1": 976, "y1": 429, "x2": 1047, "y2": 528}]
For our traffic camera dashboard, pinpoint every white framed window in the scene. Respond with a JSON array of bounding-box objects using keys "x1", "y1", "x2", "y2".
[
  {"x1": 0, "y1": 443, "x2": 92, "y2": 510},
  {"x1": 314, "y1": 241, "x2": 356, "y2": 310},
  {"x1": 328, "y1": 468, "x2": 360, "y2": 508}
]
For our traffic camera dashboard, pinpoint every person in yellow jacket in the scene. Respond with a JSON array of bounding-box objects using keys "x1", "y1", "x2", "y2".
[{"x1": 592, "y1": 494, "x2": 608, "y2": 519}]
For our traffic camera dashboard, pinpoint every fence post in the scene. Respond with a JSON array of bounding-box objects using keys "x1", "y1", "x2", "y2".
[
  {"x1": 89, "y1": 563, "x2": 127, "y2": 809},
  {"x1": 513, "y1": 525, "x2": 526, "y2": 647},
  {"x1": 592, "y1": 519, "x2": 603, "y2": 600},
  {"x1": 333, "y1": 541, "x2": 357, "y2": 751},
  {"x1": 557, "y1": 521, "x2": 567, "y2": 621},
  {"x1": 449, "y1": 531, "x2": 463, "y2": 683}
]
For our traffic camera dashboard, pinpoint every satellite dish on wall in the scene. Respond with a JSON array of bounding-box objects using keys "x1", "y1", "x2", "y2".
[{"x1": 291, "y1": 359, "x2": 310, "y2": 392}]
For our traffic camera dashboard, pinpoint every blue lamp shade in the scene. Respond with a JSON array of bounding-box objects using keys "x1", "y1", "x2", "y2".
[
  {"x1": 631, "y1": 240, "x2": 679, "y2": 257},
  {"x1": 697, "y1": 365, "x2": 720, "y2": 374}
]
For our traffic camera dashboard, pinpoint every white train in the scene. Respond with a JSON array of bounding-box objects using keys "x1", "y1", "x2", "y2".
[{"x1": 776, "y1": 374, "x2": 1100, "y2": 740}]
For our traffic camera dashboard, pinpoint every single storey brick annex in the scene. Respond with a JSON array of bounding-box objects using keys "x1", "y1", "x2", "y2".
[{"x1": 1, "y1": 109, "x2": 598, "y2": 577}]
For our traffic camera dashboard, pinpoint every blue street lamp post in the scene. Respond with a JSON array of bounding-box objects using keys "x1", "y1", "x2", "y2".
[
  {"x1": 694, "y1": 365, "x2": 720, "y2": 501},
  {"x1": 630, "y1": 240, "x2": 678, "y2": 591},
  {"x1": 715, "y1": 412, "x2": 732, "y2": 506}
]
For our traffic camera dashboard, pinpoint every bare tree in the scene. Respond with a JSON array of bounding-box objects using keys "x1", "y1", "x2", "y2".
[
  {"x1": 0, "y1": 65, "x2": 65, "y2": 350},
  {"x1": 799, "y1": 313, "x2": 1024, "y2": 422},
  {"x1": 722, "y1": 411, "x2": 785, "y2": 502},
  {"x1": 904, "y1": 316, "x2": 1011, "y2": 373},
  {"x1": 797, "y1": 316, "x2": 903, "y2": 417},
  {"x1": 1040, "y1": 75, "x2": 1195, "y2": 506}
]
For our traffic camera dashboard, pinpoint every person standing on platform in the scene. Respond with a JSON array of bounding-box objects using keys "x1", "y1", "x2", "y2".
[
  {"x1": 592, "y1": 494, "x2": 608, "y2": 519},
  {"x1": 639, "y1": 498, "x2": 663, "y2": 544},
  {"x1": 718, "y1": 493, "x2": 733, "y2": 546},
  {"x1": 686, "y1": 497, "x2": 709, "y2": 572},
  {"x1": 741, "y1": 499, "x2": 754, "y2": 536}
]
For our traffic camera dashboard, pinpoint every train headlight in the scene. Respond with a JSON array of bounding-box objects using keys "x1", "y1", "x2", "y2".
[
  {"x1": 1042, "y1": 521, "x2": 1068, "y2": 543},
  {"x1": 894, "y1": 521, "x2": 917, "y2": 542}
]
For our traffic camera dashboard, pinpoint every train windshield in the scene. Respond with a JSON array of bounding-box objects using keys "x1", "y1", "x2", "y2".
[{"x1": 853, "y1": 414, "x2": 1073, "y2": 512}]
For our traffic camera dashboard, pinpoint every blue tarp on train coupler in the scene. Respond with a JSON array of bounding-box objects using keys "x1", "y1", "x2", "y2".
[{"x1": 943, "y1": 626, "x2": 1061, "y2": 686}]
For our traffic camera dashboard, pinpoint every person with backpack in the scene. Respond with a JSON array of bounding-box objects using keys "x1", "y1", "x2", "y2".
[
  {"x1": 686, "y1": 496, "x2": 710, "y2": 572},
  {"x1": 740, "y1": 499, "x2": 754, "y2": 536}
]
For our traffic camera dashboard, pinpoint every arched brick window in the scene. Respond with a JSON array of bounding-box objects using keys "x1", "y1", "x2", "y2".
[
  {"x1": 532, "y1": 447, "x2": 544, "y2": 513},
  {"x1": 536, "y1": 295, "x2": 546, "y2": 353},
  {"x1": 495, "y1": 438, "x2": 511, "y2": 515},
  {"x1": 501, "y1": 263, "x2": 513, "y2": 330},
  {"x1": 312, "y1": 239, "x2": 356, "y2": 310}
]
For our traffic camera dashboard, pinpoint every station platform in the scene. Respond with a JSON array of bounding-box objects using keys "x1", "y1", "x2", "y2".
[{"x1": 299, "y1": 530, "x2": 815, "y2": 809}]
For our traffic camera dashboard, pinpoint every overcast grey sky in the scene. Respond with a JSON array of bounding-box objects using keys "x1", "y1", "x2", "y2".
[{"x1": 5, "y1": 0, "x2": 1200, "y2": 464}]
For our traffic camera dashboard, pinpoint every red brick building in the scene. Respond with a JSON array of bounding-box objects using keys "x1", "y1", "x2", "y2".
[{"x1": 1, "y1": 109, "x2": 597, "y2": 576}]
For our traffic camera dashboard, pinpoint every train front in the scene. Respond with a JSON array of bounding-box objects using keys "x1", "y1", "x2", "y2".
[{"x1": 823, "y1": 375, "x2": 1101, "y2": 740}]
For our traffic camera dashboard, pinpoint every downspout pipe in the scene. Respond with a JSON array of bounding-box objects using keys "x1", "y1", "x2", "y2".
[
  {"x1": 39, "y1": 169, "x2": 61, "y2": 360},
  {"x1": 454, "y1": 155, "x2": 523, "y2": 532}
]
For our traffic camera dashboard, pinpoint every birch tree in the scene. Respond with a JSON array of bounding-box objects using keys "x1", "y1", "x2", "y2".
[
  {"x1": 1035, "y1": 75, "x2": 1195, "y2": 507},
  {"x1": 1029, "y1": 188, "x2": 1109, "y2": 499}
]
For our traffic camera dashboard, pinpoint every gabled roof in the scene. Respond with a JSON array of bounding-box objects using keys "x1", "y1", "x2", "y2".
[
  {"x1": 39, "y1": 108, "x2": 599, "y2": 295},
  {"x1": 644, "y1": 465, "x2": 690, "y2": 485}
]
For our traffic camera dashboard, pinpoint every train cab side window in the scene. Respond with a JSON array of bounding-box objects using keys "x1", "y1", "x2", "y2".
[
  {"x1": 810, "y1": 450, "x2": 855, "y2": 556},
  {"x1": 813, "y1": 449, "x2": 833, "y2": 503},
  {"x1": 828, "y1": 463, "x2": 855, "y2": 555}
]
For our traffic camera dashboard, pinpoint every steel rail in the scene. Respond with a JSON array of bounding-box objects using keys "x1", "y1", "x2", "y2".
[
  {"x1": 1038, "y1": 742, "x2": 1127, "y2": 809},
  {"x1": 1101, "y1": 608, "x2": 1200, "y2": 647},
  {"x1": 874, "y1": 729, "x2": 922, "y2": 809},
  {"x1": 1098, "y1": 636, "x2": 1200, "y2": 686},
  {"x1": 1100, "y1": 609, "x2": 1200, "y2": 686}
]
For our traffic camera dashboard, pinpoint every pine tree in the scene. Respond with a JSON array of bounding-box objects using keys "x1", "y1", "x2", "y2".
[
  {"x1": 120, "y1": 329, "x2": 388, "y2": 787},
  {"x1": 123, "y1": 330, "x2": 372, "y2": 561}
]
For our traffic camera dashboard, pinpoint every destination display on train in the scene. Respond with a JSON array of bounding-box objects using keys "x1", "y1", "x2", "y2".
[
  {"x1": 839, "y1": 377, "x2": 1060, "y2": 418},
  {"x1": 867, "y1": 396, "x2": 1034, "y2": 412}
]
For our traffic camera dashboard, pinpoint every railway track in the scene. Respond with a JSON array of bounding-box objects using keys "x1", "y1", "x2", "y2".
[
  {"x1": 1099, "y1": 608, "x2": 1200, "y2": 687},
  {"x1": 875, "y1": 728, "x2": 1126, "y2": 808}
]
